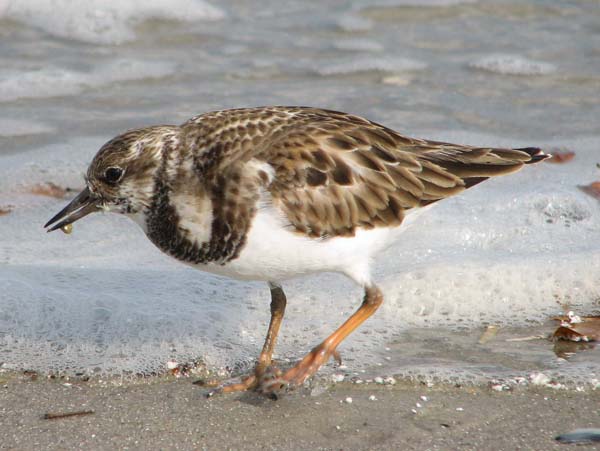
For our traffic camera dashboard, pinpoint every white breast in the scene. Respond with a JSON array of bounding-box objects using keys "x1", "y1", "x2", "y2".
[
  {"x1": 127, "y1": 192, "x2": 430, "y2": 287},
  {"x1": 195, "y1": 204, "x2": 397, "y2": 286}
]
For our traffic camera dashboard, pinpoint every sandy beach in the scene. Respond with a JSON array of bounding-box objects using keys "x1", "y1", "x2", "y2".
[{"x1": 1, "y1": 372, "x2": 599, "y2": 451}]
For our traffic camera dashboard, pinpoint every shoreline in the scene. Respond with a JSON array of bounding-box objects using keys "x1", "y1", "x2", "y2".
[{"x1": 2, "y1": 372, "x2": 600, "y2": 450}]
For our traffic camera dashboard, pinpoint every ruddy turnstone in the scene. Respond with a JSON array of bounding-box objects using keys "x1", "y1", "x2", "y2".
[{"x1": 45, "y1": 106, "x2": 549, "y2": 393}]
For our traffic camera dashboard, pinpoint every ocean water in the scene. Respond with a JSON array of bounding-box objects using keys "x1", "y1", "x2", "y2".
[{"x1": 1, "y1": 0, "x2": 599, "y2": 387}]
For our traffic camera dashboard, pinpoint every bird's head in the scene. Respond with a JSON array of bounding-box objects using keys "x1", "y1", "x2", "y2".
[{"x1": 45, "y1": 125, "x2": 181, "y2": 232}]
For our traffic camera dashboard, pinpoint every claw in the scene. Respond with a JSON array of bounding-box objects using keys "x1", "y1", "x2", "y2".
[
  {"x1": 331, "y1": 349, "x2": 343, "y2": 366},
  {"x1": 206, "y1": 388, "x2": 219, "y2": 398},
  {"x1": 258, "y1": 377, "x2": 289, "y2": 395},
  {"x1": 214, "y1": 374, "x2": 258, "y2": 394}
]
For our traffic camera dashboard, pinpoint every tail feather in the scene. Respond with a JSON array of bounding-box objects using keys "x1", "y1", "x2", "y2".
[
  {"x1": 455, "y1": 146, "x2": 549, "y2": 187},
  {"x1": 414, "y1": 145, "x2": 549, "y2": 207},
  {"x1": 421, "y1": 146, "x2": 548, "y2": 178},
  {"x1": 513, "y1": 147, "x2": 551, "y2": 164},
  {"x1": 463, "y1": 176, "x2": 489, "y2": 189}
]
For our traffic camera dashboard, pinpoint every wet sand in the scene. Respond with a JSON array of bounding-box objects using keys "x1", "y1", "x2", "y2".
[{"x1": 1, "y1": 373, "x2": 599, "y2": 451}]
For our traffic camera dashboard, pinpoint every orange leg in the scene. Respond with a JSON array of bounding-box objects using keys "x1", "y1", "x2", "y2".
[
  {"x1": 266, "y1": 285, "x2": 383, "y2": 390},
  {"x1": 219, "y1": 282, "x2": 287, "y2": 393}
]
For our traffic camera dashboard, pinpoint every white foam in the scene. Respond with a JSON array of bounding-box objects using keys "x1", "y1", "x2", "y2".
[
  {"x1": 0, "y1": 133, "x2": 599, "y2": 376},
  {"x1": 470, "y1": 54, "x2": 556, "y2": 76},
  {"x1": 0, "y1": 59, "x2": 177, "y2": 102},
  {"x1": 0, "y1": 119, "x2": 55, "y2": 137},
  {"x1": 332, "y1": 39, "x2": 384, "y2": 53},
  {"x1": 335, "y1": 13, "x2": 373, "y2": 32},
  {"x1": 0, "y1": 0, "x2": 224, "y2": 45},
  {"x1": 313, "y1": 56, "x2": 426, "y2": 76},
  {"x1": 358, "y1": 0, "x2": 477, "y2": 5}
]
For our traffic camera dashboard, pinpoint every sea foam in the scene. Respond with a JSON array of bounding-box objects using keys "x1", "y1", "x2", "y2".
[
  {"x1": 470, "y1": 54, "x2": 556, "y2": 76},
  {"x1": 356, "y1": 0, "x2": 478, "y2": 6},
  {"x1": 312, "y1": 56, "x2": 426, "y2": 76},
  {"x1": 0, "y1": 119, "x2": 55, "y2": 137},
  {"x1": 0, "y1": 0, "x2": 224, "y2": 44},
  {"x1": 0, "y1": 59, "x2": 177, "y2": 102}
]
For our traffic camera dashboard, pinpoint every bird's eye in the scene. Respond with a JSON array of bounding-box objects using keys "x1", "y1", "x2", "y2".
[{"x1": 104, "y1": 167, "x2": 124, "y2": 183}]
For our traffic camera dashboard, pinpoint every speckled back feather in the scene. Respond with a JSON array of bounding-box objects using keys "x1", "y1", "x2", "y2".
[{"x1": 181, "y1": 107, "x2": 547, "y2": 238}]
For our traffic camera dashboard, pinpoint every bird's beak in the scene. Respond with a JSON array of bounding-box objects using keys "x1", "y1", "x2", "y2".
[{"x1": 44, "y1": 186, "x2": 100, "y2": 232}]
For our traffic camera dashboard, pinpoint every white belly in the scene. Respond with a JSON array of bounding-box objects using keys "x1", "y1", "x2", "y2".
[
  {"x1": 194, "y1": 205, "x2": 403, "y2": 286},
  {"x1": 129, "y1": 201, "x2": 431, "y2": 286}
]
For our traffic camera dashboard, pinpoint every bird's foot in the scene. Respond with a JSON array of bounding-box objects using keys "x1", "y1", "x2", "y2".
[
  {"x1": 259, "y1": 343, "x2": 337, "y2": 395},
  {"x1": 208, "y1": 374, "x2": 256, "y2": 396},
  {"x1": 207, "y1": 364, "x2": 285, "y2": 397},
  {"x1": 207, "y1": 347, "x2": 341, "y2": 397}
]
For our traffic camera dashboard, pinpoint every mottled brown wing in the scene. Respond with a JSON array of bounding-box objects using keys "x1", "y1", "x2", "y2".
[
  {"x1": 182, "y1": 107, "x2": 544, "y2": 238},
  {"x1": 254, "y1": 109, "x2": 540, "y2": 238}
]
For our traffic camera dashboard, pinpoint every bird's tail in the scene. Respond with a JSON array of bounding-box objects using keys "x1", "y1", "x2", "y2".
[
  {"x1": 514, "y1": 147, "x2": 552, "y2": 164},
  {"x1": 407, "y1": 144, "x2": 551, "y2": 207},
  {"x1": 419, "y1": 144, "x2": 550, "y2": 189}
]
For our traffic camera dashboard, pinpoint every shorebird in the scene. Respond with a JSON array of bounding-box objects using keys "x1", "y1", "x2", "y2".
[{"x1": 45, "y1": 106, "x2": 549, "y2": 393}]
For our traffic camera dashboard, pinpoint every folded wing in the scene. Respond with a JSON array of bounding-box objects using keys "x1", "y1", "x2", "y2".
[{"x1": 258, "y1": 109, "x2": 547, "y2": 238}]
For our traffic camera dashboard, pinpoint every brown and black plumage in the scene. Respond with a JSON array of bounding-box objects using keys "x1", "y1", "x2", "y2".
[{"x1": 45, "y1": 106, "x2": 549, "y2": 394}]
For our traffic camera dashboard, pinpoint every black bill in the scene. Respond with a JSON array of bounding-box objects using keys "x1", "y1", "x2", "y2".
[{"x1": 44, "y1": 187, "x2": 99, "y2": 232}]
